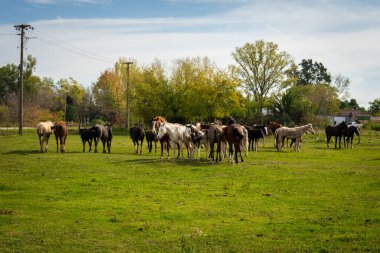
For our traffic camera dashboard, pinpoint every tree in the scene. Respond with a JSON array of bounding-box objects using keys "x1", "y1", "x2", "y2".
[
  {"x1": 272, "y1": 86, "x2": 313, "y2": 124},
  {"x1": 368, "y1": 98, "x2": 380, "y2": 116},
  {"x1": 232, "y1": 40, "x2": 293, "y2": 117},
  {"x1": 333, "y1": 74, "x2": 350, "y2": 100},
  {"x1": 0, "y1": 63, "x2": 19, "y2": 104},
  {"x1": 56, "y1": 78, "x2": 85, "y2": 122},
  {"x1": 296, "y1": 59, "x2": 331, "y2": 85},
  {"x1": 302, "y1": 84, "x2": 340, "y2": 116}
]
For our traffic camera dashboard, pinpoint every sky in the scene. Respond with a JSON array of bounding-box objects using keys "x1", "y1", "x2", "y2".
[{"x1": 1, "y1": 0, "x2": 379, "y2": 108}]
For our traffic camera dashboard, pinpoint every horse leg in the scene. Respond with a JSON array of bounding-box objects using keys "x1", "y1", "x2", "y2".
[
  {"x1": 56, "y1": 134, "x2": 59, "y2": 152},
  {"x1": 59, "y1": 136, "x2": 63, "y2": 152},
  {"x1": 326, "y1": 135, "x2": 330, "y2": 148},
  {"x1": 229, "y1": 143, "x2": 234, "y2": 164},
  {"x1": 166, "y1": 141, "x2": 170, "y2": 159},
  {"x1": 139, "y1": 140, "x2": 143, "y2": 155},
  {"x1": 38, "y1": 134, "x2": 43, "y2": 152},
  {"x1": 237, "y1": 142, "x2": 243, "y2": 163},
  {"x1": 108, "y1": 140, "x2": 111, "y2": 153},
  {"x1": 94, "y1": 138, "x2": 98, "y2": 153},
  {"x1": 89, "y1": 140, "x2": 92, "y2": 152},
  {"x1": 45, "y1": 134, "x2": 50, "y2": 152},
  {"x1": 160, "y1": 140, "x2": 164, "y2": 159},
  {"x1": 102, "y1": 140, "x2": 106, "y2": 153}
]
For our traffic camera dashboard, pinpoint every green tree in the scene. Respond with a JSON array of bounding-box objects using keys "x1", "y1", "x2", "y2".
[
  {"x1": 296, "y1": 59, "x2": 331, "y2": 85},
  {"x1": 272, "y1": 86, "x2": 313, "y2": 124},
  {"x1": 57, "y1": 78, "x2": 85, "y2": 122},
  {"x1": 0, "y1": 63, "x2": 19, "y2": 104},
  {"x1": 232, "y1": 40, "x2": 293, "y2": 118}
]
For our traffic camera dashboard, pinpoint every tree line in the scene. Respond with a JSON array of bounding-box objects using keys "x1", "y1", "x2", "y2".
[{"x1": 1, "y1": 40, "x2": 378, "y2": 128}]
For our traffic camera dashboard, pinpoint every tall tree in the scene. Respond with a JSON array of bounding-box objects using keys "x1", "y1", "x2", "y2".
[
  {"x1": 232, "y1": 40, "x2": 293, "y2": 115},
  {"x1": 56, "y1": 78, "x2": 85, "y2": 122},
  {"x1": 296, "y1": 59, "x2": 332, "y2": 85}
]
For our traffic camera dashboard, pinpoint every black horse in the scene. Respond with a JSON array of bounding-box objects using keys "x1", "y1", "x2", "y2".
[
  {"x1": 343, "y1": 126, "x2": 361, "y2": 148},
  {"x1": 79, "y1": 126, "x2": 94, "y2": 152},
  {"x1": 90, "y1": 124, "x2": 113, "y2": 153},
  {"x1": 325, "y1": 121, "x2": 348, "y2": 148},
  {"x1": 130, "y1": 124, "x2": 145, "y2": 154},
  {"x1": 145, "y1": 130, "x2": 157, "y2": 154}
]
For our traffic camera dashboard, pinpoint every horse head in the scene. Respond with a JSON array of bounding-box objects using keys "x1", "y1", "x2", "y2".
[
  {"x1": 156, "y1": 122, "x2": 167, "y2": 140},
  {"x1": 308, "y1": 124, "x2": 315, "y2": 134},
  {"x1": 152, "y1": 116, "x2": 166, "y2": 133}
]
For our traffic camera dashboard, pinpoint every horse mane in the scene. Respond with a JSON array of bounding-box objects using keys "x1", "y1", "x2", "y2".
[{"x1": 153, "y1": 116, "x2": 166, "y2": 122}]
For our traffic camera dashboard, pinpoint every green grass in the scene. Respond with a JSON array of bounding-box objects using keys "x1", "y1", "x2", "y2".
[{"x1": 1, "y1": 130, "x2": 379, "y2": 252}]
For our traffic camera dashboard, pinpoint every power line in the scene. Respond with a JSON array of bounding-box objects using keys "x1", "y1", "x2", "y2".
[{"x1": 30, "y1": 28, "x2": 115, "y2": 64}]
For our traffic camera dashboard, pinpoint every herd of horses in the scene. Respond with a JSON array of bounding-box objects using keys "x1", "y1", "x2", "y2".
[{"x1": 36, "y1": 118, "x2": 361, "y2": 164}]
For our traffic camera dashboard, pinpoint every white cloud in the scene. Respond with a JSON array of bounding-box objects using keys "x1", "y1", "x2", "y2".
[{"x1": 2, "y1": 1, "x2": 380, "y2": 107}]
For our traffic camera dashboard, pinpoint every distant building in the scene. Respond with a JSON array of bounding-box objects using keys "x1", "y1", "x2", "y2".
[{"x1": 338, "y1": 110, "x2": 371, "y2": 122}]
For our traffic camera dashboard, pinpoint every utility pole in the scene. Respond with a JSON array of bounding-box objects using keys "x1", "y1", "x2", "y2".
[
  {"x1": 14, "y1": 24, "x2": 33, "y2": 136},
  {"x1": 124, "y1": 61, "x2": 133, "y2": 129}
]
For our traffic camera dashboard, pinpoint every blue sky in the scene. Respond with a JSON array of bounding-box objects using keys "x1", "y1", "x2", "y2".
[{"x1": 1, "y1": 0, "x2": 380, "y2": 108}]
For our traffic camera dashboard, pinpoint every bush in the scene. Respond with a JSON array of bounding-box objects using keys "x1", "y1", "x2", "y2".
[{"x1": 365, "y1": 122, "x2": 380, "y2": 131}]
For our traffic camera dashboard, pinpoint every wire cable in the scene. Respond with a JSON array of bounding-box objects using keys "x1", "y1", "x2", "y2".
[{"x1": 30, "y1": 28, "x2": 115, "y2": 64}]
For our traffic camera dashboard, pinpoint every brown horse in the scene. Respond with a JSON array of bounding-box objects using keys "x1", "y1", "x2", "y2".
[
  {"x1": 224, "y1": 122, "x2": 245, "y2": 164},
  {"x1": 53, "y1": 121, "x2": 68, "y2": 153},
  {"x1": 267, "y1": 121, "x2": 282, "y2": 135},
  {"x1": 207, "y1": 123, "x2": 224, "y2": 163}
]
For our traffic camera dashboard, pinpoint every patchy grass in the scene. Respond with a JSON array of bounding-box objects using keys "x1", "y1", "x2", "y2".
[{"x1": 0, "y1": 130, "x2": 379, "y2": 252}]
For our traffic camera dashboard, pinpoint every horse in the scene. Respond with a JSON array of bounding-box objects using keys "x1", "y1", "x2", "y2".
[
  {"x1": 156, "y1": 122, "x2": 192, "y2": 159},
  {"x1": 130, "y1": 124, "x2": 145, "y2": 154},
  {"x1": 79, "y1": 126, "x2": 94, "y2": 152},
  {"x1": 152, "y1": 116, "x2": 173, "y2": 159},
  {"x1": 344, "y1": 126, "x2": 360, "y2": 148},
  {"x1": 267, "y1": 121, "x2": 282, "y2": 146},
  {"x1": 37, "y1": 121, "x2": 55, "y2": 152},
  {"x1": 145, "y1": 130, "x2": 157, "y2": 154},
  {"x1": 187, "y1": 124, "x2": 206, "y2": 160},
  {"x1": 207, "y1": 123, "x2": 224, "y2": 163},
  {"x1": 275, "y1": 124, "x2": 315, "y2": 152},
  {"x1": 246, "y1": 127, "x2": 265, "y2": 152},
  {"x1": 267, "y1": 121, "x2": 282, "y2": 136},
  {"x1": 253, "y1": 125, "x2": 268, "y2": 147},
  {"x1": 190, "y1": 128, "x2": 209, "y2": 160},
  {"x1": 224, "y1": 123, "x2": 245, "y2": 164},
  {"x1": 53, "y1": 121, "x2": 68, "y2": 153},
  {"x1": 325, "y1": 121, "x2": 348, "y2": 149},
  {"x1": 90, "y1": 124, "x2": 113, "y2": 153}
]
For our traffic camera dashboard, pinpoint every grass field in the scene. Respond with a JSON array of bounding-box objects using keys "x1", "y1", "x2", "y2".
[{"x1": 1, "y1": 129, "x2": 379, "y2": 252}]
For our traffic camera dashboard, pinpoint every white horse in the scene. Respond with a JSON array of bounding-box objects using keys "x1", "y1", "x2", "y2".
[
  {"x1": 275, "y1": 124, "x2": 315, "y2": 152},
  {"x1": 37, "y1": 121, "x2": 55, "y2": 153},
  {"x1": 156, "y1": 122, "x2": 193, "y2": 159}
]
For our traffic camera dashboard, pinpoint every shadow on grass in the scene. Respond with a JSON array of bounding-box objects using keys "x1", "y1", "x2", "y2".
[
  {"x1": 3, "y1": 150, "x2": 41, "y2": 155},
  {"x1": 111, "y1": 157, "x2": 221, "y2": 167}
]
